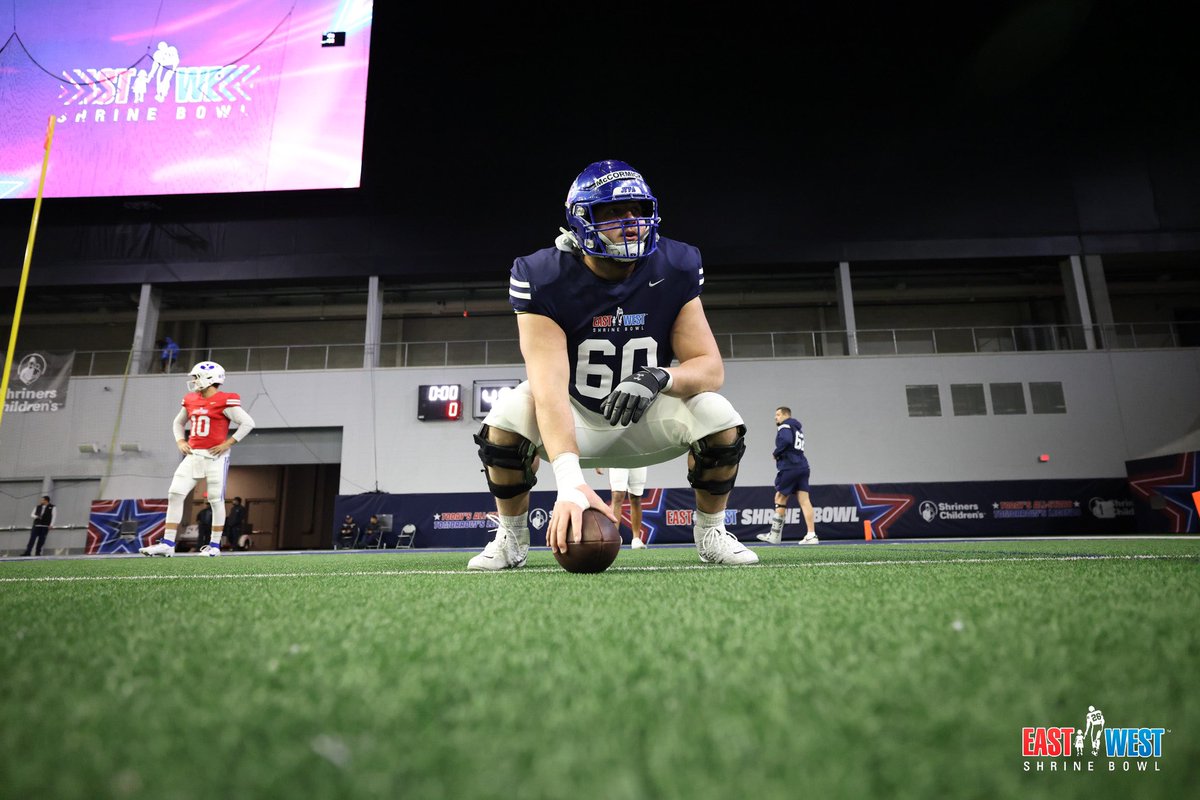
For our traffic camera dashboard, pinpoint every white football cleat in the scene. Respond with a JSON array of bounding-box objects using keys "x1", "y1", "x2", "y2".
[
  {"x1": 755, "y1": 531, "x2": 782, "y2": 544},
  {"x1": 467, "y1": 528, "x2": 528, "y2": 571},
  {"x1": 199, "y1": 544, "x2": 221, "y2": 557},
  {"x1": 630, "y1": 536, "x2": 646, "y2": 549},
  {"x1": 695, "y1": 525, "x2": 759, "y2": 565},
  {"x1": 799, "y1": 532, "x2": 820, "y2": 545},
  {"x1": 139, "y1": 542, "x2": 175, "y2": 557}
]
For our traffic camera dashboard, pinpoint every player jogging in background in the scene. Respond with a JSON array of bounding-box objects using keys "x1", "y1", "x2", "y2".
[
  {"x1": 598, "y1": 467, "x2": 649, "y2": 548},
  {"x1": 140, "y1": 361, "x2": 255, "y2": 557},
  {"x1": 758, "y1": 406, "x2": 818, "y2": 545}
]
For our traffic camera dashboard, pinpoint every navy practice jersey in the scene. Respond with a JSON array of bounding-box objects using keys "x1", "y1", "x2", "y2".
[
  {"x1": 774, "y1": 417, "x2": 810, "y2": 470},
  {"x1": 508, "y1": 237, "x2": 704, "y2": 414}
]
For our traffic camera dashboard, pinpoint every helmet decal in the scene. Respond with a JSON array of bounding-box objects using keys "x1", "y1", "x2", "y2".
[{"x1": 187, "y1": 361, "x2": 226, "y2": 393}]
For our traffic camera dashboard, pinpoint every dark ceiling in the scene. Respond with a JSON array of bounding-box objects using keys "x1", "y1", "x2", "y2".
[
  {"x1": 352, "y1": 1, "x2": 1197, "y2": 239},
  {"x1": 1, "y1": 2, "x2": 1197, "y2": 287}
]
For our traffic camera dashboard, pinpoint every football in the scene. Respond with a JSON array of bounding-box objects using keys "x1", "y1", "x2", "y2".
[{"x1": 553, "y1": 508, "x2": 621, "y2": 574}]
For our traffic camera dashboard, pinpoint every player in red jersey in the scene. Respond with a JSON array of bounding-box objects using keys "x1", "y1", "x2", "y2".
[{"x1": 140, "y1": 361, "x2": 255, "y2": 557}]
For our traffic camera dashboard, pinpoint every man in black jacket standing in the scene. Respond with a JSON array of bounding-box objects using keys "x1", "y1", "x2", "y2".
[
  {"x1": 22, "y1": 495, "x2": 56, "y2": 557},
  {"x1": 223, "y1": 497, "x2": 248, "y2": 550}
]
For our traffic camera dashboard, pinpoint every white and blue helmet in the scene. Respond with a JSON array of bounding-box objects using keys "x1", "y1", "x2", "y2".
[
  {"x1": 187, "y1": 361, "x2": 225, "y2": 392},
  {"x1": 564, "y1": 160, "x2": 660, "y2": 261}
]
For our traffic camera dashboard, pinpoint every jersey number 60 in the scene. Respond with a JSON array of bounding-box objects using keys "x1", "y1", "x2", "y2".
[{"x1": 575, "y1": 337, "x2": 659, "y2": 399}]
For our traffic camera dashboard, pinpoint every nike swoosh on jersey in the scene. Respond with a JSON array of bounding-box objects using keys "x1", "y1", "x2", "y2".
[{"x1": 649, "y1": 279, "x2": 665, "y2": 286}]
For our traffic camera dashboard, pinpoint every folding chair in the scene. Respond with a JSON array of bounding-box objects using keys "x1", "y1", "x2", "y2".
[{"x1": 374, "y1": 514, "x2": 393, "y2": 549}]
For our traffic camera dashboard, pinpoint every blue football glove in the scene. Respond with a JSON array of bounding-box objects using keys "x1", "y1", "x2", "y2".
[{"x1": 601, "y1": 367, "x2": 671, "y2": 426}]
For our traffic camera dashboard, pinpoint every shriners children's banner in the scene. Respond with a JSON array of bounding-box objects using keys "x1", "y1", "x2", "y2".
[{"x1": 5, "y1": 351, "x2": 73, "y2": 413}]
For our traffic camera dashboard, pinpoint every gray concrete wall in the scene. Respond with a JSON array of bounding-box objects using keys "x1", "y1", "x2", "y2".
[{"x1": 1, "y1": 349, "x2": 1197, "y2": 530}]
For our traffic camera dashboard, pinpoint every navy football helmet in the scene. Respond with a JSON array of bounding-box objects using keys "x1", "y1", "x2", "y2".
[{"x1": 564, "y1": 160, "x2": 660, "y2": 261}]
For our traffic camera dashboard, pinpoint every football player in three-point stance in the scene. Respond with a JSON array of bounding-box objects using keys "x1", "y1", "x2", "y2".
[
  {"x1": 140, "y1": 361, "x2": 255, "y2": 557},
  {"x1": 469, "y1": 159, "x2": 757, "y2": 570}
]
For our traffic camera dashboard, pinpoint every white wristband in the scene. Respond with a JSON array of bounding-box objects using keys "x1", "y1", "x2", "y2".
[
  {"x1": 551, "y1": 452, "x2": 586, "y2": 490},
  {"x1": 556, "y1": 485, "x2": 589, "y2": 512},
  {"x1": 552, "y1": 454, "x2": 588, "y2": 512}
]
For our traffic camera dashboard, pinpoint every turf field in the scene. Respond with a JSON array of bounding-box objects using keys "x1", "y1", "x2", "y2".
[{"x1": 1, "y1": 538, "x2": 1197, "y2": 800}]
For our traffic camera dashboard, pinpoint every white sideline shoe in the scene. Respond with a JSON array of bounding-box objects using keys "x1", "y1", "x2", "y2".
[
  {"x1": 467, "y1": 528, "x2": 528, "y2": 571},
  {"x1": 631, "y1": 537, "x2": 646, "y2": 549},
  {"x1": 755, "y1": 531, "x2": 782, "y2": 544},
  {"x1": 139, "y1": 542, "x2": 175, "y2": 557},
  {"x1": 199, "y1": 544, "x2": 221, "y2": 557},
  {"x1": 695, "y1": 526, "x2": 759, "y2": 565},
  {"x1": 799, "y1": 532, "x2": 820, "y2": 545}
]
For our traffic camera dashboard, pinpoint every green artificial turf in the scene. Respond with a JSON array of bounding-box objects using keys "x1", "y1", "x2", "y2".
[{"x1": 1, "y1": 538, "x2": 1197, "y2": 799}]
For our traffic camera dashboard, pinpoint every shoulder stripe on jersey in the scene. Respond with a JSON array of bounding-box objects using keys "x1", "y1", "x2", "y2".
[
  {"x1": 226, "y1": 398, "x2": 241, "y2": 405},
  {"x1": 510, "y1": 277, "x2": 532, "y2": 299},
  {"x1": 698, "y1": 267, "x2": 705, "y2": 286}
]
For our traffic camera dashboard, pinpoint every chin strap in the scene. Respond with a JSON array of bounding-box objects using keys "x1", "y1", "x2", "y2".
[
  {"x1": 558, "y1": 226, "x2": 646, "y2": 261},
  {"x1": 596, "y1": 228, "x2": 647, "y2": 261},
  {"x1": 555, "y1": 227, "x2": 580, "y2": 253}
]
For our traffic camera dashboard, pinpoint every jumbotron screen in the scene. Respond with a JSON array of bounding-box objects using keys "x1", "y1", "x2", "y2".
[{"x1": 0, "y1": 0, "x2": 373, "y2": 199}]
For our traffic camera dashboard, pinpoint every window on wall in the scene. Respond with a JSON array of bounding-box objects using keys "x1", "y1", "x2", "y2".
[
  {"x1": 906, "y1": 385, "x2": 942, "y2": 417},
  {"x1": 1030, "y1": 382, "x2": 1067, "y2": 414},
  {"x1": 990, "y1": 383, "x2": 1027, "y2": 415},
  {"x1": 907, "y1": 381, "x2": 1064, "y2": 418},
  {"x1": 951, "y1": 384, "x2": 987, "y2": 416}
]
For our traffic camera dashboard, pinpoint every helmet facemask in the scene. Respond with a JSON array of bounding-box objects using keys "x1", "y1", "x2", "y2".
[
  {"x1": 571, "y1": 199, "x2": 659, "y2": 261},
  {"x1": 565, "y1": 160, "x2": 660, "y2": 262}
]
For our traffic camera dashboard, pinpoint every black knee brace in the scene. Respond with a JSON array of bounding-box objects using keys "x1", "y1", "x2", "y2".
[
  {"x1": 474, "y1": 425, "x2": 538, "y2": 499},
  {"x1": 687, "y1": 425, "x2": 747, "y2": 496}
]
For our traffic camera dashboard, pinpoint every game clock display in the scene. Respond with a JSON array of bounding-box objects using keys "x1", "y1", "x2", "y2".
[
  {"x1": 472, "y1": 379, "x2": 522, "y2": 420},
  {"x1": 417, "y1": 384, "x2": 462, "y2": 421}
]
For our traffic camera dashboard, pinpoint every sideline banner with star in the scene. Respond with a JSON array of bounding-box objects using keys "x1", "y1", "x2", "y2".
[
  {"x1": 1127, "y1": 451, "x2": 1199, "y2": 533},
  {"x1": 87, "y1": 499, "x2": 168, "y2": 554},
  {"x1": 652, "y1": 481, "x2": 1132, "y2": 540},
  {"x1": 334, "y1": 478, "x2": 1135, "y2": 549}
]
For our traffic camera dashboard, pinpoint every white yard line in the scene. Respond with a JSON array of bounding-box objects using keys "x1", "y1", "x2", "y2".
[{"x1": 0, "y1": 553, "x2": 1195, "y2": 583}]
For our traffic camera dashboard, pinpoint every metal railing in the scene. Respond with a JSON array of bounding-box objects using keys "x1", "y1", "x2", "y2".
[
  {"x1": 69, "y1": 322, "x2": 1198, "y2": 377},
  {"x1": 717, "y1": 322, "x2": 1198, "y2": 359},
  {"x1": 81, "y1": 340, "x2": 527, "y2": 377}
]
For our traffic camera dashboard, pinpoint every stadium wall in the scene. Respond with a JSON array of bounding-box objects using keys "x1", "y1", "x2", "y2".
[{"x1": 1, "y1": 350, "x2": 1197, "y2": 530}]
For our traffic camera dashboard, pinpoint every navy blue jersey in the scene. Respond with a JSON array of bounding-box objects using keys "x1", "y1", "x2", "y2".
[
  {"x1": 774, "y1": 417, "x2": 810, "y2": 470},
  {"x1": 508, "y1": 237, "x2": 704, "y2": 413}
]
